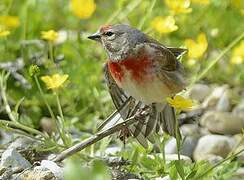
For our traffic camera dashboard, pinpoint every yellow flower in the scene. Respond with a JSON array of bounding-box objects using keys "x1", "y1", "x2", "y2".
[
  {"x1": 41, "y1": 74, "x2": 69, "y2": 90},
  {"x1": 241, "y1": 9, "x2": 244, "y2": 15},
  {"x1": 185, "y1": 33, "x2": 208, "y2": 59},
  {"x1": 41, "y1": 30, "x2": 59, "y2": 42},
  {"x1": 0, "y1": 16, "x2": 20, "y2": 29},
  {"x1": 230, "y1": 41, "x2": 244, "y2": 65},
  {"x1": 151, "y1": 16, "x2": 178, "y2": 34},
  {"x1": 166, "y1": 95, "x2": 195, "y2": 111},
  {"x1": 70, "y1": 0, "x2": 96, "y2": 19},
  {"x1": 165, "y1": 0, "x2": 192, "y2": 15},
  {"x1": 191, "y1": 0, "x2": 210, "y2": 5},
  {"x1": 230, "y1": 0, "x2": 244, "y2": 14},
  {"x1": 0, "y1": 29, "x2": 10, "y2": 37}
]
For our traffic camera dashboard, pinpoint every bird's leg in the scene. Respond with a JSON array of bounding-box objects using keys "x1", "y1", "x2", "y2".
[
  {"x1": 118, "y1": 123, "x2": 131, "y2": 147},
  {"x1": 134, "y1": 106, "x2": 150, "y2": 124}
]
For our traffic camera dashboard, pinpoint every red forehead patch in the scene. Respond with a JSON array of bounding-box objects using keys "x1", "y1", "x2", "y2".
[{"x1": 100, "y1": 25, "x2": 112, "y2": 33}]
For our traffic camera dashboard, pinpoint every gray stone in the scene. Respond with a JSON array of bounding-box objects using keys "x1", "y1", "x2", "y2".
[
  {"x1": 233, "y1": 102, "x2": 244, "y2": 116},
  {"x1": 0, "y1": 131, "x2": 13, "y2": 145},
  {"x1": 165, "y1": 138, "x2": 177, "y2": 154},
  {"x1": 188, "y1": 84, "x2": 211, "y2": 102},
  {"x1": 165, "y1": 136, "x2": 199, "y2": 158},
  {"x1": 216, "y1": 90, "x2": 231, "y2": 112},
  {"x1": 0, "y1": 148, "x2": 31, "y2": 169},
  {"x1": 148, "y1": 154, "x2": 192, "y2": 164},
  {"x1": 201, "y1": 154, "x2": 223, "y2": 165},
  {"x1": 193, "y1": 135, "x2": 235, "y2": 161},
  {"x1": 200, "y1": 111, "x2": 244, "y2": 135},
  {"x1": 233, "y1": 168, "x2": 244, "y2": 180},
  {"x1": 180, "y1": 136, "x2": 199, "y2": 158},
  {"x1": 199, "y1": 127, "x2": 211, "y2": 136},
  {"x1": 180, "y1": 124, "x2": 200, "y2": 137},
  {"x1": 20, "y1": 168, "x2": 56, "y2": 180},
  {"x1": 105, "y1": 146, "x2": 121, "y2": 155},
  {"x1": 156, "y1": 175, "x2": 170, "y2": 180},
  {"x1": 8, "y1": 137, "x2": 34, "y2": 150},
  {"x1": 202, "y1": 85, "x2": 228, "y2": 109},
  {"x1": 38, "y1": 160, "x2": 63, "y2": 179}
]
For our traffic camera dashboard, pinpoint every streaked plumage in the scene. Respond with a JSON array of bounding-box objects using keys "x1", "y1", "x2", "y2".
[{"x1": 88, "y1": 24, "x2": 187, "y2": 147}]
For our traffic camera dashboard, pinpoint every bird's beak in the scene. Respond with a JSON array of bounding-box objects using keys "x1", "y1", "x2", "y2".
[{"x1": 87, "y1": 31, "x2": 101, "y2": 41}]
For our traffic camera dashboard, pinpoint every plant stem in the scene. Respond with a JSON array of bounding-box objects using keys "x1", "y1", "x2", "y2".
[
  {"x1": 0, "y1": 72, "x2": 17, "y2": 122},
  {"x1": 138, "y1": 0, "x2": 157, "y2": 30},
  {"x1": 34, "y1": 75, "x2": 56, "y2": 121},
  {"x1": 55, "y1": 92, "x2": 64, "y2": 124},
  {"x1": 55, "y1": 91, "x2": 69, "y2": 146},
  {"x1": 194, "y1": 149, "x2": 244, "y2": 179},
  {"x1": 190, "y1": 31, "x2": 244, "y2": 87},
  {"x1": 49, "y1": 42, "x2": 55, "y2": 63},
  {"x1": 117, "y1": 0, "x2": 142, "y2": 21},
  {"x1": 53, "y1": 114, "x2": 140, "y2": 162},
  {"x1": 0, "y1": 119, "x2": 48, "y2": 139}
]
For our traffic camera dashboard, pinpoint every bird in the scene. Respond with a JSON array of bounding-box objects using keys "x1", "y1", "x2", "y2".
[{"x1": 88, "y1": 24, "x2": 187, "y2": 148}]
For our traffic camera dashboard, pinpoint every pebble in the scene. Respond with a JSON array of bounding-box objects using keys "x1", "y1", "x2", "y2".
[
  {"x1": 188, "y1": 84, "x2": 211, "y2": 102},
  {"x1": 148, "y1": 154, "x2": 192, "y2": 164},
  {"x1": 0, "y1": 148, "x2": 31, "y2": 169},
  {"x1": 193, "y1": 135, "x2": 235, "y2": 161},
  {"x1": 202, "y1": 85, "x2": 228, "y2": 109},
  {"x1": 216, "y1": 90, "x2": 231, "y2": 112},
  {"x1": 200, "y1": 111, "x2": 244, "y2": 135}
]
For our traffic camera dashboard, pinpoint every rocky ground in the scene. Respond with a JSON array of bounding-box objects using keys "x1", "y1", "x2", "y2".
[{"x1": 0, "y1": 83, "x2": 243, "y2": 180}]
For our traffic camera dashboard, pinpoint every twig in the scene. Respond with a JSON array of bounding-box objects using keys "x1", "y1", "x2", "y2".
[{"x1": 53, "y1": 115, "x2": 139, "y2": 162}]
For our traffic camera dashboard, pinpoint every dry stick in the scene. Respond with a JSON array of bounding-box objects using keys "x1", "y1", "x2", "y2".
[{"x1": 53, "y1": 115, "x2": 139, "y2": 162}]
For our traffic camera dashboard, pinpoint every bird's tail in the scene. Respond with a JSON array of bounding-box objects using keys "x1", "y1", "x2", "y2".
[
  {"x1": 98, "y1": 99, "x2": 181, "y2": 148},
  {"x1": 155, "y1": 103, "x2": 181, "y2": 139}
]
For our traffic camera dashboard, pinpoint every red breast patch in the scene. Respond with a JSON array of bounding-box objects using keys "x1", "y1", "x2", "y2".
[{"x1": 108, "y1": 55, "x2": 152, "y2": 83}]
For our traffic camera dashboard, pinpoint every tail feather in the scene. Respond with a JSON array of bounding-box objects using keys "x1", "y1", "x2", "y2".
[
  {"x1": 145, "y1": 104, "x2": 157, "y2": 137},
  {"x1": 129, "y1": 125, "x2": 148, "y2": 148},
  {"x1": 160, "y1": 104, "x2": 181, "y2": 139}
]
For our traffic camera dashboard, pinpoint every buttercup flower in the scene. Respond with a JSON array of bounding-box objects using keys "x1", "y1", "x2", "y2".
[
  {"x1": 191, "y1": 0, "x2": 210, "y2": 5},
  {"x1": 0, "y1": 29, "x2": 10, "y2": 37},
  {"x1": 41, "y1": 74, "x2": 69, "y2": 90},
  {"x1": 0, "y1": 16, "x2": 20, "y2": 29},
  {"x1": 151, "y1": 16, "x2": 178, "y2": 34},
  {"x1": 230, "y1": 0, "x2": 244, "y2": 14},
  {"x1": 70, "y1": 0, "x2": 96, "y2": 19},
  {"x1": 230, "y1": 41, "x2": 244, "y2": 64},
  {"x1": 185, "y1": 33, "x2": 208, "y2": 59},
  {"x1": 166, "y1": 95, "x2": 195, "y2": 111},
  {"x1": 165, "y1": 0, "x2": 192, "y2": 15},
  {"x1": 41, "y1": 30, "x2": 59, "y2": 42}
]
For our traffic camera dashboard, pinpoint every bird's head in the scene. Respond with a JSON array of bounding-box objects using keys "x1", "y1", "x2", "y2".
[{"x1": 88, "y1": 24, "x2": 147, "y2": 61}]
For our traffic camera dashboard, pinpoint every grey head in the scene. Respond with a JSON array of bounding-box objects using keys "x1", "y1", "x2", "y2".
[{"x1": 88, "y1": 24, "x2": 148, "y2": 61}]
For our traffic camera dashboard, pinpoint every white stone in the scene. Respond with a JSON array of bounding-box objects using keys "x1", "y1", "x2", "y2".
[
  {"x1": 39, "y1": 160, "x2": 63, "y2": 179},
  {"x1": 0, "y1": 148, "x2": 31, "y2": 169},
  {"x1": 202, "y1": 85, "x2": 228, "y2": 109},
  {"x1": 216, "y1": 90, "x2": 231, "y2": 112},
  {"x1": 200, "y1": 111, "x2": 244, "y2": 135},
  {"x1": 188, "y1": 84, "x2": 211, "y2": 102},
  {"x1": 193, "y1": 135, "x2": 235, "y2": 161},
  {"x1": 148, "y1": 154, "x2": 192, "y2": 164}
]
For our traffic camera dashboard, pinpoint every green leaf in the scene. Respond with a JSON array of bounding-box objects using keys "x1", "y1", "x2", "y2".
[{"x1": 175, "y1": 160, "x2": 185, "y2": 180}]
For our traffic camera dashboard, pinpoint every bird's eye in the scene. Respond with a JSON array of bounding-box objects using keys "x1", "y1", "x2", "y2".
[{"x1": 104, "y1": 31, "x2": 114, "y2": 36}]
